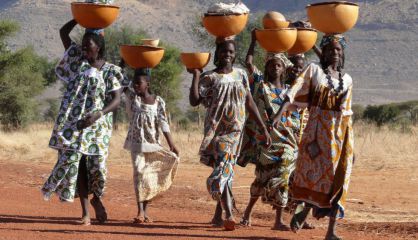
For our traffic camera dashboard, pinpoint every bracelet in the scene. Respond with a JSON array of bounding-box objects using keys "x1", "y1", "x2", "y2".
[{"x1": 99, "y1": 111, "x2": 104, "y2": 118}]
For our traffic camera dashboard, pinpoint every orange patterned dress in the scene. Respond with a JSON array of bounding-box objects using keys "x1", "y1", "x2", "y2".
[{"x1": 286, "y1": 63, "x2": 354, "y2": 217}]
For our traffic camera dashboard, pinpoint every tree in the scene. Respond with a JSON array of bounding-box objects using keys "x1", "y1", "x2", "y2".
[
  {"x1": 363, "y1": 105, "x2": 401, "y2": 127},
  {"x1": 0, "y1": 20, "x2": 56, "y2": 129}
]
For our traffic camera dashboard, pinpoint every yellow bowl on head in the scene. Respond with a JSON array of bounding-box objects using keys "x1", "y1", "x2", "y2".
[
  {"x1": 202, "y1": 13, "x2": 249, "y2": 37},
  {"x1": 262, "y1": 11, "x2": 289, "y2": 29},
  {"x1": 180, "y1": 53, "x2": 211, "y2": 69},
  {"x1": 71, "y1": 2, "x2": 120, "y2": 29},
  {"x1": 141, "y1": 39, "x2": 160, "y2": 47},
  {"x1": 256, "y1": 28, "x2": 297, "y2": 53},
  {"x1": 306, "y1": 1, "x2": 359, "y2": 34},
  {"x1": 287, "y1": 28, "x2": 318, "y2": 55},
  {"x1": 120, "y1": 45, "x2": 165, "y2": 69}
]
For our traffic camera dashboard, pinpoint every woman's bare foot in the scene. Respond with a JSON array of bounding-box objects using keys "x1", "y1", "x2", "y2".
[
  {"x1": 90, "y1": 197, "x2": 107, "y2": 224},
  {"x1": 133, "y1": 216, "x2": 144, "y2": 224},
  {"x1": 143, "y1": 216, "x2": 153, "y2": 223},
  {"x1": 272, "y1": 222, "x2": 291, "y2": 231},
  {"x1": 79, "y1": 215, "x2": 91, "y2": 226},
  {"x1": 210, "y1": 217, "x2": 224, "y2": 227},
  {"x1": 325, "y1": 233, "x2": 343, "y2": 240},
  {"x1": 239, "y1": 217, "x2": 251, "y2": 227},
  {"x1": 223, "y1": 217, "x2": 236, "y2": 231},
  {"x1": 303, "y1": 221, "x2": 315, "y2": 229}
]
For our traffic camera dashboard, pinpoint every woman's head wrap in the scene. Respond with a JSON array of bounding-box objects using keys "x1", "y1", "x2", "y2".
[
  {"x1": 320, "y1": 34, "x2": 347, "y2": 49},
  {"x1": 134, "y1": 68, "x2": 152, "y2": 78},
  {"x1": 265, "y1": 52, "x2": 293, "y2": 68},
  {"x1": 85, "y1": 28, "x2": 105, "y2": 36}
]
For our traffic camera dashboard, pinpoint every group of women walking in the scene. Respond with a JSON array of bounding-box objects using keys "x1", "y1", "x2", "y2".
[{"x1": 40, "y1": 6, "x2": 354, "y2": 240}]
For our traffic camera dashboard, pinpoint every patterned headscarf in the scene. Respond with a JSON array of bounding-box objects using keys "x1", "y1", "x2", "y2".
[
  {"x1": 320, "y1": 34, "x2": 347, "y2": 49},
  {"x1": 265, "y1": 52, "x2": 293, "y2": 68},
  {"x1": 85, "y1": 28, "x2": 105, "y2": 36}
]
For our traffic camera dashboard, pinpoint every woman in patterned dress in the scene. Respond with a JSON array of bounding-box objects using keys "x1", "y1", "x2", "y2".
[
  {"x1": 123, "y1": 69, "x2": 179, "y2": 224},
  {"x1": 272, "y1": 34, "x2": 354, "y2": 240},
  {"x1": 239, "y1": 30, "x2": 301, "y2": 231},
  {"x1": 188, "y1": 37, "x2": 271, "y2": 231},
  {"x1": 41, "y1": 19, "x2": 123, "y2": 225}
]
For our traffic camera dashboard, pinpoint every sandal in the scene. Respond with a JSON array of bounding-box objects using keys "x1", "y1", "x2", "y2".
[
  {"x1": 90, "y1": 198, "x2": 108, "y2": 224},
  {"x1": 143, "y1": 217, "x2": 153, "y2": 223},
  {"x1": 223, "y1": 218, "x2": 236, "y2": 231}
]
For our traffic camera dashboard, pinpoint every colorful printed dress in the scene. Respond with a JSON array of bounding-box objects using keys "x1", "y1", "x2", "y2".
[
  {"x1": 239, "y1": 68, "x2": 300, "y2": 208},
  {"x1": 287, "y1": 63, "x2": 354, "y2": 217},
  {"x1": 42, "y1": 42, "x2": 122, "y2": 202},
  {"x1": 198, "y1": 67, "x2": 250, "y2": 200},
  {"x1": 124, "y1": 90, "x2": 179, "y2": 203}
]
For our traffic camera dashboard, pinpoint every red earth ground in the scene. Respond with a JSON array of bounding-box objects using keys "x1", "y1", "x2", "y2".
[{"x1": 0, "y1": 157, "x2": 417, "y2": 240}]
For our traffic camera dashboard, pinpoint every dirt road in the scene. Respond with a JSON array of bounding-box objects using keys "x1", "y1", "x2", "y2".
[{"x1": 0, "y1": 159, "x2": 417, "y2": 240}]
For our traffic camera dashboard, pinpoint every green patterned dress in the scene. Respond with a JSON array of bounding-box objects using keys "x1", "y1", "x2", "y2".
[{"x1": 42, "y1": 42, "x2": 122, "y2": 202}]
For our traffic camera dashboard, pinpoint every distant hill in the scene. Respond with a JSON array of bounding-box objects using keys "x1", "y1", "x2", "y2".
[{"x1": 0, "y1": 0, "x2": 417, "y2": 107}]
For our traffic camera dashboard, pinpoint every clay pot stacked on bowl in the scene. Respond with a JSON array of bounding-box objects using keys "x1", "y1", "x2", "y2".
[
  {"x1": 256, "y1": 12, "x2": 297, "y2": 53},
  {"x1": 180, "y1": 8, "x2": 250, "y2": 70},
  {"x1": 306, "y1": 1, "x2": 359, "y2": 34},
  {"x1": 120, "y1": 39, "x2": 165, "y2": 69}
]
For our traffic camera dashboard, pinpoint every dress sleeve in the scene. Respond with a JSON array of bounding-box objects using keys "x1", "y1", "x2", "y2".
[
  {"x1": 240, "y1": 69, "x2": 251, "y2": 95},
  {"x1": 105, "y1": 65, "x2": 123, "y2": 94},
  {"x1": 249, "y1": 67, "x2": 264, "y2": 95},
  {"x1": 198, "y1": 72, "x2": 214, "y2": 108},
  {"x1": 157, "y1": 97, "x2": 170, "y2": 133},
  {"x1": 286, "y1": 63, "x2": 316, "y2": 108},
  {"x1": 55, "y1": 42, "x2": 82, "y2": 83}
]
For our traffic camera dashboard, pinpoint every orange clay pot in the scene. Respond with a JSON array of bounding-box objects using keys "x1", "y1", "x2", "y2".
[
  {"x1": 287, "y1": 28, "x2": 318, "y2": 55},
  {"x1": 306, "y1": 1, "x2": 359, "y2": 34},
  {"x1": 71, "y1": 2, "x2": 120, "y2": 29},
  {"x1": 202, "y1": 13, "x2": 249, "y2": 37},
  {"x1": 120, "y1": 45, "x2": 165, "y2": 69},
  {"x1": 256, "y1": 28, "x2": 297, "y2": 53},
  {"x1": 180, "y1": 53, "x2": 211, "y2": 69}
]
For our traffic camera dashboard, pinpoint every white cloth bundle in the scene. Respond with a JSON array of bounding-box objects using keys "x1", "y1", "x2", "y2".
[{"x1": 207, "y1": 2, "x2": 250, "y2": 14}]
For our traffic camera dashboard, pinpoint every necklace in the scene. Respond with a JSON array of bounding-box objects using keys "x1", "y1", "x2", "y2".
[{"x1": 325, "y1": 69, "x2": 344, "y2": 96}]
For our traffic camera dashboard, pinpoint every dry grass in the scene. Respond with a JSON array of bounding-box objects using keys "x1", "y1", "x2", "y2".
[{"x1": 1, "y1": 122, "x2": 416, "y2": 169}]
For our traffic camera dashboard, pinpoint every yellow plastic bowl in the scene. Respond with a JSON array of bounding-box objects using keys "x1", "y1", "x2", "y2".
[
  {"x1": 71, "y1": 2, "x2": 120, "y2": 29},
  {"x1": 256, "y1": 28, "x2": 297, "y2": 53},
  {"x1": 202, "y1": 13, "x2": 249, "y2": 37},
  {"x1": 306, "y1": 1, "x2": 359, "y2": 34},
  {"x1": 180, "y1": 53, "x2": 211, "y2": 69},
  {"x1": 287, "y1": 28, "x2": 318, "y2": 55},
  {"x1": 141, "y1": 39, "x2": 160, "y2": 47},
  {"x1": 262, "y1": 11, "x2": 289, "y2": 29},
  {"x1": 120, "y1": 45, "x2": 165, "y2": 69}
]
